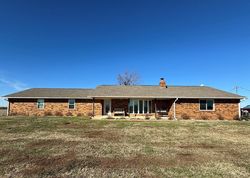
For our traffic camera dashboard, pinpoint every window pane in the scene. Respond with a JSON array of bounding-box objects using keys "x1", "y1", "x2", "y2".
[
  {"x1": 37, "y1": 99, "x2": 44, "y2": 109},
  {"x1": 129, "y1": 100, "x2": 133, "y2": 113},
  {"x1": 149, "y1": 101, "x2": 152, "y2": 113},
  {"x1": 134, "y1": 100, "x2": 138, "y2": 114},
  {"x1": 69, "y1": 99, "x2": 75, "y2": 105},
  {"x1": 207, "y1": 100, "x2": 214, "y2": 110},
  {"x1": 139, "y1": 100, "x2": 143, "y2": 114},
  {"x1": 200, "y1": 100, "x2": 206, "y2": 110},
  {"x1": 68, "y1": 99, "x2": 75, "y2": 109},
  {"x1": 144, "y1": 100, "x2": 148, "y2": 113}
]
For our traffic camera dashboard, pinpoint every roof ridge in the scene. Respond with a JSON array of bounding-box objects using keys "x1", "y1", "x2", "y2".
[{"x1": 97, "y1": 85, "x2": 207, "y2": 87}]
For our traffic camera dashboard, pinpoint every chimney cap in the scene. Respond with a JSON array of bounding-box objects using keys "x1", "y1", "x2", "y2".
[{"x1": 160, "y1": 77, "x2": 164, "y2": 80}]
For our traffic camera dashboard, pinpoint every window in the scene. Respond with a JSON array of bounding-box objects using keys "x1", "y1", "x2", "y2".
[
  {"x1": 129, "y1": 99, "x2": 152, "y2": 114},
  {"x1": 68, "y1": 99, "x2": 75, "y2": 109},
  {"x1": 129, "y1": 100, "x2": 133, "y2": 113},
  {"x1": 37, "y1": 99, "x2": 44, "y2": 109},
  {"x1": 134, "y1": 100, "x2": 139, "y2": 114},
  {"x1": 200, "y1": 100, "x2": 214, "y2": 111}
]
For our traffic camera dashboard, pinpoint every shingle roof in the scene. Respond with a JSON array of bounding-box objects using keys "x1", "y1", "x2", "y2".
[
  {"x1": 3, "y1": 85, "x2": 244, "y2": 99},
  {"x1": 4, "y1": 88, "x2": 93, "y2": 98},
  {"x1": 92, "y1": 85, "x2": 244, "y2": 99}
]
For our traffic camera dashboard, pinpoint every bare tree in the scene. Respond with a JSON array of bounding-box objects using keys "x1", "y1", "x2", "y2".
[{"x1": 117, "y1": 72, "x2": 139, "y2": 86}]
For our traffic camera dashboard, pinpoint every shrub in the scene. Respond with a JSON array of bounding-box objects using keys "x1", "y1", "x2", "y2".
[
  {"x1": 55, "y1": 111, "x2": 63, "y2": 116},
  {"x1": 145, "y1": 114, "x2": 151, "y2": 120},
  {"x1": 233, "y1": 115, "x2": 240, "y2": 120},
  {"x1": 201, "y1": 115, "x2": 208, "y2": 120},
  {"x1": 156, "y1": 116, "x2": 161, "y2": 120},
  {"x1": 11, "y1": 112, "x2": 17, "y2": 116},
  {"x1": 181, "y1": 114, "x2": 190, "y2": 120},
  {"x1": 44, "y1": 111, "x2": 53, "y2": 116},
  {"x1": 66, "y1": 112, "x2": 73, "y2": 117},
  {"x1": 77, "y1": 113, "x2": 83, "y2": 117},
  {"x1": 87, "y1": 112, "x2": 94, "y2": 117},
  {"x1": 168, "y1": 115, "x2": 173, "y2": 120},
  {"x1": 217, "y1": 114, "x2": 224, "y2": 120}
]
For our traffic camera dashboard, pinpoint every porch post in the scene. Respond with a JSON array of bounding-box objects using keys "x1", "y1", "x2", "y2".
[
  {"x1": 92, "y1": 98, "x2": 95, "y2": 117},
  {"x1": 154, "y1": 99, "x2": 157, "y2": 118}
]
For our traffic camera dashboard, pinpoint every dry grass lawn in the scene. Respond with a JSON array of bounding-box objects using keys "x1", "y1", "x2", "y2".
[{"x1": 0, "y1": 117, "x2": 250, "y2": 178}]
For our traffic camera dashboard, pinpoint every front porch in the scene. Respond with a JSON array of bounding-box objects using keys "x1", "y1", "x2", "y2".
[{"x1": 99, "y1": 98, "x2": 176, "y2": 119}]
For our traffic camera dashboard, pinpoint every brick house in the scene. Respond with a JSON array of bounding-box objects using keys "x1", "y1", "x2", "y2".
[{"x1": 3, "y1": 78, "x2": 244, "y2": 120}]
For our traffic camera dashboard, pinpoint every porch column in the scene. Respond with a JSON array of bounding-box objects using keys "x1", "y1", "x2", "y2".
[
  {"x1": 92, "y1": 98, "x2": 95, "y2": 117},
  {"x1": 154, "y1": 99, "x2": 157, "y2": 118}
]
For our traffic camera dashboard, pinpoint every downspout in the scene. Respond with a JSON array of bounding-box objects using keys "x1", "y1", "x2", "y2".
[{"x1": 173, "y1": 98, "x2": 179, "y2": 120}]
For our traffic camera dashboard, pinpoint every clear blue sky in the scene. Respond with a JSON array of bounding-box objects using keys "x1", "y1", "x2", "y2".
[{"x1": 0, "y1": 0, "x2": 250, "y2": 107}]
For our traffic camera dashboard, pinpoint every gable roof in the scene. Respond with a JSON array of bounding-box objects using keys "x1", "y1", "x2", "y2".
[
  {"x1": 4, "y1": 88, "x2": 93, "y2": 99},
  {"x1": 3, "y1": 85, "x2": 244, "y2": 99},
  {"x1": 92, "y1": 85, "x2": 244, "y2": 99}
]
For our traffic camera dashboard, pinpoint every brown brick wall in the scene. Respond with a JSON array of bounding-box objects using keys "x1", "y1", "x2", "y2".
[
  {"x1": 9, "y1": 99, "x2": 102, "y2": 117},
  {"x1": 168, "y1": 99, "x2": 240, "y2": 120},
  {"x1": 8, "y1": 98, "x2": 240, "y2": 120}
]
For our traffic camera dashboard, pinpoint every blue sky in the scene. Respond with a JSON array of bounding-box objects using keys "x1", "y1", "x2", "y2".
[{"x1": 0, "y1": 0, "x2": 250, "y2": 107}]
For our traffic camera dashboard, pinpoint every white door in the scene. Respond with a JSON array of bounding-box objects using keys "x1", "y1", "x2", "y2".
[{"x1": 104, "y1": 99, "x2": 111, "y2": 115}]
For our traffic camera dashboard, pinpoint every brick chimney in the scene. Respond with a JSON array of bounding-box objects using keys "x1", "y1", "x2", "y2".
[{"x1": 159, "y1": 78, "x2": 167, "y2": 88}]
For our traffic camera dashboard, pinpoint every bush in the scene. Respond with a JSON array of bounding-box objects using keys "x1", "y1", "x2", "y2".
[
  {"x1": 217, "y1": 114, "x2": 224, "y2": 120},
  {"x1": 145, "y1": 114, "x2": 151, "y2": 120},
  {"x1": 168, "y1": 115, "x2": 174, "y2": 120},
  {"x1": 44, "y1": 111, "x2": 53, "y2": 116},
  {"x1": 55, "y1": 111, "x2": 63, "y2": 116},
  {"x1": 201, "y1": 115, "x2": 208, "y2": 120},
  {"x1": 87, "y1": 112, "x2": 94, "y2": 117},
  {"x1": 11, "y1": 112, "x2": 17, "y2": 116},
  {"x1": 77, "y1": 113, "x2": 83, "y2": 117},
  {"x1": 66, "y1": 112, "x2": 73, "y2": 117},
  {"x1": 181, "y1": 114, "x2": 190, "y2": 120},
  {"x1": 233, "y1": 115, "x2": 240, "y2": 120},
  {"x1": 156, "y1": 116, "x2": 161, "y2": 120}
]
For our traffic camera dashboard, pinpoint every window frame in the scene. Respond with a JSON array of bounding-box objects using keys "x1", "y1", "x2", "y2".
[
  {"x1": 129, "y1": 99, "x2": 152, "y2": 114},
  {"x1": 37, "y1": 99, "x2": 45, "y2": 109},
  {"x1": 199, "y1": 99, "x2": 215, "y2": 111},
  {"x1": 68, "y1": 99, "x2": 76, "y2": 109}
]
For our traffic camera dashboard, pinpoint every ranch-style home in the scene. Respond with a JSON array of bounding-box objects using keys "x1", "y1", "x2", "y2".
[{"x1": 4, "y1": 78, "x2": 244, "y2": 120}]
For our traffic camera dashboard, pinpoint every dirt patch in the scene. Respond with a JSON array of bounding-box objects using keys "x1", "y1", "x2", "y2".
[
  {"x1": 84, "y1": 130, "x2": 121, "y2": 142},
  {"x1": 59, "y1": 122, "x2": 84, "y2": 129},
  {"x1": 25, "y1": 139, "x2": 78, "y2": 149},
  {"x1": 179, "y1": 143, "x2": 222, "y2": 149},
  {"x1": 0, "y1": 149, "x2": 13, "y2": 157},
  {"x1": 22, "y1": 151, "x2": 78, "y2": 177}
]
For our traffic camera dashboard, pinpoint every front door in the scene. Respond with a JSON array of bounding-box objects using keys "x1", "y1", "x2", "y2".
[{"x1": 104, "y1": 99, "x2": 111, "y2": 115}]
